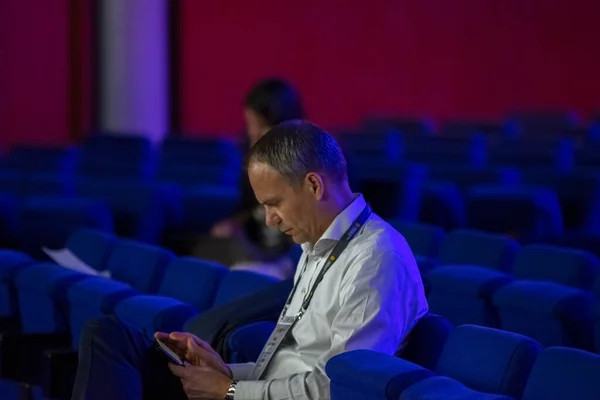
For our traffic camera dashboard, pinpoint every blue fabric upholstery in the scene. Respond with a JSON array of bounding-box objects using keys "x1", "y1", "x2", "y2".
[
  {"x1": 19, "y1": 196, "x2": 113, "y2": 260},
  {"x1": 15, "y1": 263, "x2": 90, "y2": 333},
  {"x1": 426, "y1": 165, "x2": 521, "y2": 192},
  {"x1": 212, "y1": 271, "x2": 279, "y2": 308},
  {"x1": 105, "y1": 239, "x2": 174, "y2": 294},
  {"x1": 419, "y1": 182, "x2": 466, "y2": 231},
  {"x1": 227, "y1": 321, "x2": 275, "y2": 364},
  {"x1": 0, "y1": 193, "x2": 19, "y2": 247},
  {"x1": 522, "y1": 347, "x2": 600, "y2": 400},
  {"x1": 402, "y1": 134, "x2": 487, "y2": 167},
  {"x1": 113, "y1": 257, "x2": 229, "y2": 334},
  {"x1": 397, "y1": 314, "x2": 452, "y2": 371},
  {"x1": 354, "y1": 163, "x2": 426, "y2": 221},
  {"x1": 0, "y1": 380, "x2": 45, "y2": 400},
  {"x1": 427, "y1": 266, "x2": 513, "y2": 327},
  {"x1": 0, "y1": 250, "x2": 34, "y2": 317},
  {"x1": 512, "y1": 244, "x2": 600, "y2": 290},
  {"x1": 438, "y1": 229, "x2": 519, "y2": 272},
  {"x1": 390, "y1": 221, "x2": 446, "y2": 259},
  {"x1": 327, "y1": 350, "x2": 434, "y2": 400},
  {"x1": 400, "y1": 376, "x2": 513, "y2": 400},
  {"x1": 76, "y1": 181, "x2": 173, "y2": 244},
  {"x1": 79, "y1": 134, "x2": 156, "y2": 181},
  {"x1": 4, "y1": 145, "x2": 80, "y2": 177},
  {"x1": 161, "y1": 137, "x2": 242, "y2": 168},
  {"x1": 466, "y1": 185, "x2": 564, "y2": 240},
  {"x1": 493, "y1": 281, "x2": 595, "y2": 349},
  {"x1": 114, "y1": 295, "x2": 198, "y2": 337},
  {"x1": 434, "y1": 325, "x2": 541, "y2": 399},
  {"x1": 67, "y1": 277, "x2": 139, "y2": 348},
  {"x1": 65, "y1": 228, "x2": 117, "y2": 272}
]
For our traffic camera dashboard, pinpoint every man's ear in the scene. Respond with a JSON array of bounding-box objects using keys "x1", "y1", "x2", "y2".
[{"x1": 304, "y1": 172, "x2": 325, "y2": 200}]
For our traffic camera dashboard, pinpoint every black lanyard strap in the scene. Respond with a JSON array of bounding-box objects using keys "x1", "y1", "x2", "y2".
[{"x1": 283, "y1": 204, "x2": 372, "y2": 318}]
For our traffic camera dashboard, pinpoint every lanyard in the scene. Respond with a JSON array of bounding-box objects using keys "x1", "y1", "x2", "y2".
[{"x1": 249, "y1": 204, "x2": 371, "y2": 380}]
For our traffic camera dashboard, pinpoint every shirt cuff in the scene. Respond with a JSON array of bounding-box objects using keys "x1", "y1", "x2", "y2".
[
  {"x1": 227, "y1": 362, "x2": 256, "y2": 380},
  {"x1": 233, "y1": 380, "x2": 267, "y2": 400}
]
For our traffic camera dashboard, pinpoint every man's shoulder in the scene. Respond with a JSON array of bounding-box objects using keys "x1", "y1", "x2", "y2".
[{"x1": 355, "y1": 214, "x2": 410, "y2": 255}]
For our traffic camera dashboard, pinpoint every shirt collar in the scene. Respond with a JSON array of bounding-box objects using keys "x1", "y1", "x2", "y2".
[{"x1": 301, "y1": 193, "x2": 367, "y2": 254}]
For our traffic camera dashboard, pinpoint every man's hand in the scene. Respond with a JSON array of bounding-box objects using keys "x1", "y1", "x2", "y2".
[
  {"x1": 155, "y1": 332, "x2": 232, "y2": 379},
  {"x1": 169, "y1": 363, "x2": 232, "y2": 400}
]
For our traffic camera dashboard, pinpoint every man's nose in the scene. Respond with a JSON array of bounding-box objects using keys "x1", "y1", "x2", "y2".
[{"x1": 265, "y1": 210, "x2": 280, "y2": 227}]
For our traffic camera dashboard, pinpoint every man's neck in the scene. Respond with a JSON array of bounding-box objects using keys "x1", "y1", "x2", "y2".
[{"x1": 308, "y1": 185, "x2": 355, "y2": 246}]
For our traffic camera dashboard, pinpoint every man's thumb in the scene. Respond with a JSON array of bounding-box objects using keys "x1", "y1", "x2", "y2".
[{"x1": 187, "y1": 337, "x2": 197, "y2": 350}]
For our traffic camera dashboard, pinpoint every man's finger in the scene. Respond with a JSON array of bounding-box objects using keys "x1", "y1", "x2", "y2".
[{"x1": 168, "y1": 363, "x2": 187, "y2": 378}]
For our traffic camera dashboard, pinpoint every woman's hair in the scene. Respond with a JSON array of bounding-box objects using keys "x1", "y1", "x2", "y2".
[{"x1": 244, "y1": 78, "x2": 306, "y2": 127}]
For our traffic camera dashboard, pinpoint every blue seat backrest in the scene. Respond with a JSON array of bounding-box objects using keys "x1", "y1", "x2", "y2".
[
  {"x1": 513, "y1": 244, "x2": 600, "y2": 290},
  {"x1": 438, "y1": 229, "x2": 519, "y2": 272},
  {"x1": 105, "y1": 240, "x2": 174, "y2": 293},
  {"x1": 398, "y1": 313, "x2": 452, "y2": 370},
  {"x1": 522, "y1": 347, "x2": 600, "y2": 400},
  {"x1": 212, "y1": 270, "x2": 279, "y2": 308},
  {"x1": 66, "y1": 228, "x2": 117, "y2": 272},
  {"x1": 435, "y1": 324, "x2": 541, "y2": 399},
  {"x1": 391, "y1": 221, "x2": 446, "y2": 259},
  {"x1": 158, "y1": 257, "x2": 228, "y2": 311}
]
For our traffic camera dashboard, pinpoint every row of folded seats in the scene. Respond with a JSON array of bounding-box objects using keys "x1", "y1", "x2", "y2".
[
  {"x1": 394, "y1": 223, "x2": 600, "y2": 353},
  {"x1": 327, "y1": 322, "x2": 600, "y2": 399},
  {"x1": 2, "y1": 160, "x2": 600, "y2": 259},
  {"x1": 0, "y1": 228, "x2": 282, "y2": 399}
]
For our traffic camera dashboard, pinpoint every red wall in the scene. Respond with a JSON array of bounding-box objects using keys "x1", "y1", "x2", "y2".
[
  {"x1": 179, "y1": 0, "x2": 600, "y2": 137},
  {"x1": 0, "y1": 0, "x2": 71, "y2": 148}
]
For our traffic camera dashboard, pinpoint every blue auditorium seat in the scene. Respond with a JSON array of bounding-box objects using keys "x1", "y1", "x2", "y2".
[
  {"x1": 227, "y1": 321, "x2": 275, "y2": 364},
  {"x1": 418, "y1": 182, "x2": 466, "y2": 231},
  {"x1": 327, "y1": 349, "x2": 434, "y2": 400},
  {"x1": 0, "y1": 380, "x2": 45, "y2": 400},
  {"x1": 426, "y1": 165, "x2": 522, "y2": 193},
  {"x1": 327, "y1": 325, "x2": 540, "y2": 400},
  {"x1": 113, "y1": 257, "x2": 228, "y2": 336},
  {"x1": 354, "y1": 163, "x2": 425, "y2": 221},
  {"x1": 3, "y1": 145, "x2": 80, "y2": 177},
  {"x1": 491, "y1": 136, "x2": 574, "y2": 171},
  {"x1": 161, "y1": 137, "x2": 242, "y2": 169},
  {"x1": 0, "y1": 250, "x2": 34, "y2": 318},
  {"x1": 362, "y1": 116, "x2": 434, "y2": 136},
  {"x1": 342, "y1": 130, "x2": 403, "y2": 165},
  {"x1": 14, "y1": 263, "x2": 90, "y2": 333},
  {"x1": 66, "y1": 240, "x2": 173, "y2": 346},
  {"x1": 522, "y1": 170, "x2": 600, "y2": 233},
  {"x1": 211, "y1": 270, "x2": 280, "y2": 307},
  {"x1": 521, "y1": 347, "x2": 600, "y2": 400},
  {"x1": 389, "y1": 221, "x2": 445, "y2": 276},
  {"x1": 0, "y1": 193, "x2": 19, "y2": 247},
  {"x1": 78, "y1": 133, "x2": 156, "y2": 182},
  {"x1": 76, "y1": 180, "x2": 178, "y2": 243},
  {"x1": 396, "y1": 314, "x2": 452, "y2": 371},
  {"x1": 504, "y1": 110, "x2": 579, "y2": 138},
  {"x1": 19, "y1": 196, "x2": 113, "y2": 260},
  {"x1": 426, "y1": 230, "x2": 520, "y2": 327},
  {"x1": 402, "y1": 134, "x2": 487, "y2": 167},
  {"x1": 493, "y1": 245, "x2": 599, "y2": 349},
  {"x1": 64, "y1": 228, "x2": 117, "y2": 273},
  {"x1": 466, "y1": 185, "x2": 563, "y2": 240}
]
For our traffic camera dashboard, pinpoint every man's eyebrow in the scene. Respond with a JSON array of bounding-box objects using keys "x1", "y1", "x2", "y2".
[{"x1": 261, "y1": 196, "x2": 279, "y2": 205}]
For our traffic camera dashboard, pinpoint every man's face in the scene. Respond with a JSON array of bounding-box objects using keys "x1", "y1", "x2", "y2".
[{"x1": 248, "y1": 161, "x2": 319, "y2": 245}]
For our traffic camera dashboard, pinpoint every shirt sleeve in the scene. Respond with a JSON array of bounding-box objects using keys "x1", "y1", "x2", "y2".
[{"x1": 232, "y1": 246, "x2": 428, "y2": 400}]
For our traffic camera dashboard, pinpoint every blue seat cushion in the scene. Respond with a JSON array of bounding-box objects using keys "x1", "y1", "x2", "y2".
[
  {"x1": 68, "y1": 277, "x2": 139, "y2": 313},
  {"x1": 326, "y1": 350, "x2": 434, "y2": 399},
  {"x1": 15, "y1": 263, "x2": 88, "y2": 299},
  {"x1": 401, "y1": 376, "x2": 513, "y2": 400},
  {"x1": 428, "y1": 266, "x2": 513, "y2": 297},
  {"x1": 0, "y1": 250, "x2": 34, "y2": 281},
  {"x1": 115, "y1": 295, "x2": 198, "y2": 335}
]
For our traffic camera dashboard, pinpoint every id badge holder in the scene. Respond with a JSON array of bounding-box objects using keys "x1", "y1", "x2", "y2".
[{"x1": 249, "y1": 314, "x2": 297, "y2": 380}]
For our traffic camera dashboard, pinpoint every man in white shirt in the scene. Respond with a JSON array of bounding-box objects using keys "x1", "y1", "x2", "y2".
[{"x1": 71, "y1": 120, "x2": 428, "y2": 400}]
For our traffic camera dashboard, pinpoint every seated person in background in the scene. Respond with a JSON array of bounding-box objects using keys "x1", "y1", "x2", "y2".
[
  {"x1": 71, "y1": 121, "x2": 428, "y2": 400},
  {"x1": 193, "y1": 77, "x2": 306, "y2": 280}
]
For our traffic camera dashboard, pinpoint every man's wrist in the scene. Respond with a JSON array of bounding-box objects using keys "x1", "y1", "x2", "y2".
[{"x1": 224, "y1": 380, "x2": 239, "y2": 400}]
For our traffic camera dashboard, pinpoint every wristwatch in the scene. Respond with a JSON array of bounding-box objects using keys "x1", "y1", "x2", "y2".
[{"x1": 225, "y1": 380, "x2": 239, "y2": 400}]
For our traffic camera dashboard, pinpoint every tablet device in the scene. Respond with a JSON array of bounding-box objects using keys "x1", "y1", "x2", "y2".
[{"x1": 155, "y1": 338, "x2": 186, "y2": 366}]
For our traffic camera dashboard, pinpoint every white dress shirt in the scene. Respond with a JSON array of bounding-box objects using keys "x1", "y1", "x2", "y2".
[{"x1": 227, "y1": 194, "x2": 429, "y2": 400}]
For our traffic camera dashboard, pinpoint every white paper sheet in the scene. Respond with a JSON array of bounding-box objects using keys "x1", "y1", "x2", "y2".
[{"x1": 42, "y1": 247, "x2": 111, "y2": 278}]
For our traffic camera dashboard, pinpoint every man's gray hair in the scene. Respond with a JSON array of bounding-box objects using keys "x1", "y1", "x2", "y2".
[{"x1": 246, "y1": 120, "x2": 348, "y2": 186}]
